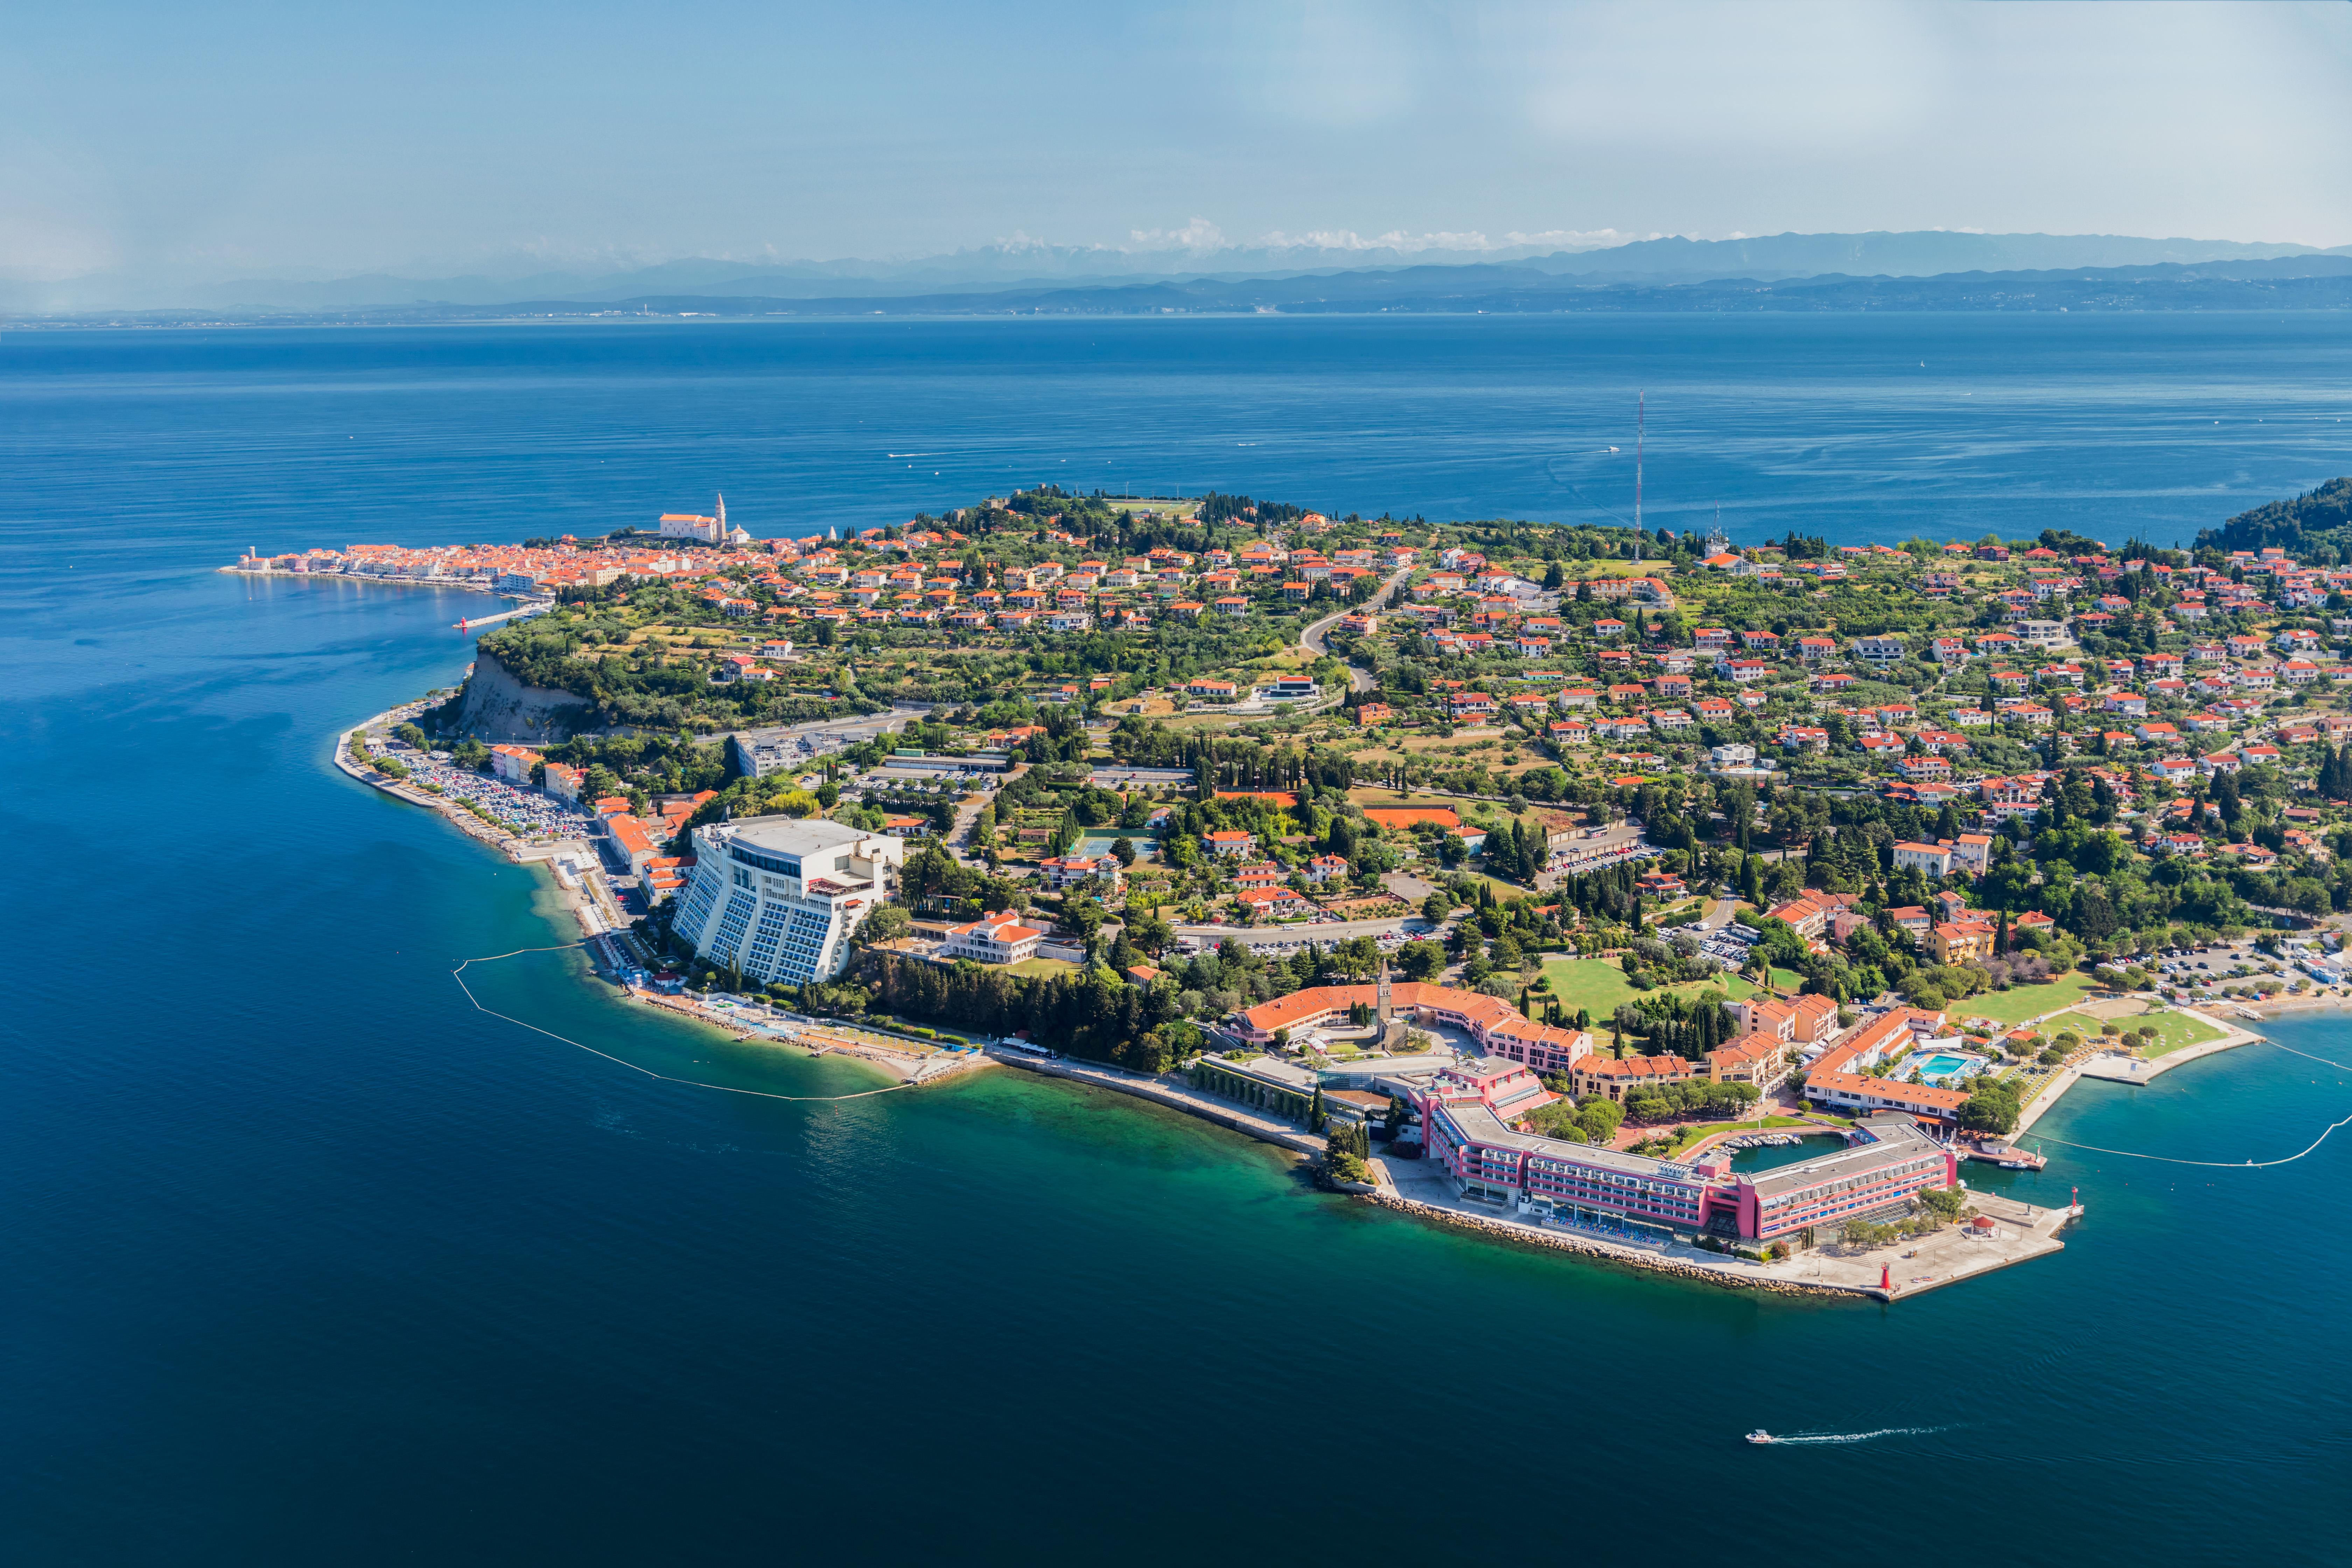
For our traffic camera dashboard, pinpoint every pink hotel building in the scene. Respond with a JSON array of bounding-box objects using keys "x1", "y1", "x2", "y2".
[
  {"x1": 1237, "y1": 975, "x2": 1958, "y2": 1241},
  {"x1": 1415, "y1": 1058, "x2": 1955, "y2": 1242}
]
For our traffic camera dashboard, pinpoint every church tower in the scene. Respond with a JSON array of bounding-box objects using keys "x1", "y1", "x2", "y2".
[{"x1": 1376, "y1": 955, "x2": 1392, "y2": 1030}]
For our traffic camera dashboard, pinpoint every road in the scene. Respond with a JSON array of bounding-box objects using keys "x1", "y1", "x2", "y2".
[
  {"x1": 945, "y1": 761, "x2": 1025, "y2": 866},
  {"x1": 1299, "y1": 567, "x2": 1411, "y2": 694}
]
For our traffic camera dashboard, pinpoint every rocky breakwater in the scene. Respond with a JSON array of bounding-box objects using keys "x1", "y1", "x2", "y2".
[
  {"x1": 454, "y1": 648, "x2": 598, "y2": 744},
  {"x1": 1360, "y1": 1192, "x2": 1878, "y2": 1300}
]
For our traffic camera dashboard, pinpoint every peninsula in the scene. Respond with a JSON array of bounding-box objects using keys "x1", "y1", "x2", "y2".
[{"x1": 284, "y1": 477, "x2": 2352, "y2": 1296}]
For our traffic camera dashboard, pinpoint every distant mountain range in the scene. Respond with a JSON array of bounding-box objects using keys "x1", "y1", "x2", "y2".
[
  {"x1": 10, "y1": 230, "x2": 2352, "y2": 319},
  {"x1": 480, "y1": 255, "x2": 2352, "y2": 319}
]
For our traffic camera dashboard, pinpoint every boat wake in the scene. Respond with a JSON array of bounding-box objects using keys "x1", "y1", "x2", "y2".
[{"x1": 1765, "y1": 1427, "x2": 1945, "y2": 1446}]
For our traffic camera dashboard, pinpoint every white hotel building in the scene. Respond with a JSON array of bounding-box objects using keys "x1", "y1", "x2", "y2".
[{"x1": 671, "y1": 817, "x2": 905, "y2": 986}]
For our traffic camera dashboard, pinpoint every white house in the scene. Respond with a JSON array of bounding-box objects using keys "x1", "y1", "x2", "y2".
[{"x1": 939, "y1": 910, "x2": 1048, "y2": 964}]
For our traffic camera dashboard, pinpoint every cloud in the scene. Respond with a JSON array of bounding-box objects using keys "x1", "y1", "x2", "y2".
[
  {"x1": 1107, "y1": 223, "x2": 1642, "y2": 256},
  {"x1": 1126, "y1": 218, "x2": 1229, "y2": 252}
]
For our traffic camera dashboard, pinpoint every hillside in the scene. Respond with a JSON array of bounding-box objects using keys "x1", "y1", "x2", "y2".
[{"x1": 2196, "y1": 477, "x2": 2352, "y2": 559}]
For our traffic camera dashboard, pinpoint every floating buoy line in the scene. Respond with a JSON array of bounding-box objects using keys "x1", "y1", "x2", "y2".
[
  {"x1": 451, "y1": 944, "x2": 912, "y2": 1104},
  {"x1": 2023, "y1": 1037, "x2": 2351, "y2": 1168}
]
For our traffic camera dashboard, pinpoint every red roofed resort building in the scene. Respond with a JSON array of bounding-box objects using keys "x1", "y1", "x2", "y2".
[
  {"x1": 1231, "y1": 973, "x2": 1592, "y2": 1074},
  {"x1": 1417, "y1": 1057, "x2": 1955, "y2": 1241},
  {"x1": 1211, "y1": 966, "x2": 1964, "y2": 1241},
  {"x1": 1799, "y1": 1008, "x2": 1976, "y2": 1122}
]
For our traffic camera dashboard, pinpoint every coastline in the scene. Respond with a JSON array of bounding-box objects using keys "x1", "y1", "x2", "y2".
[
  {"x1": 332, "y1": 705, "x2": 619, "y2": 918},
  {"x1": 222, "y1": 563, "x2": 502, "y2": 595},
  {"x1": 332, "y1": 695, "x2": 2212, "y2": 1297},
  {"x1": 338, "y1": 704, "x2": 994, "y2": 1091},
  {"x1": 996, "y1": 1050, "x2": 2076, "y2": 1302},
  {"x1": 2037, "y1": 1006, "x2": 2267, "y2": 1099}
]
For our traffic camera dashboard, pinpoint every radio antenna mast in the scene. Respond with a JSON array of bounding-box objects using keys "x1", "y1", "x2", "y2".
[{"x1": 1635, "y1": 391, "x2": 1645, "y2": 533}]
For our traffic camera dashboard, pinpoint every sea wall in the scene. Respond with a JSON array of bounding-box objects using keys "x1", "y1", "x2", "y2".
[
  {"x1": 1361, "y1": 1192, "x2": 1884, "y2": 1299},
  {"x1": 454, "y1": 648, "x2": 597, "y2": 743}
]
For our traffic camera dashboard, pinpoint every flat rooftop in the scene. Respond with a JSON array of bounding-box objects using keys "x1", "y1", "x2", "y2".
[
  {"x1": 1744, "y1": 1119, "x2": 1942, "y2": 1198},
  {"x1": 716, "y1": 816, "x2": 876, "y2": 858},
  {"x1": 1432, "y1": 1097, "x2": 1712, "y2": 1186}
]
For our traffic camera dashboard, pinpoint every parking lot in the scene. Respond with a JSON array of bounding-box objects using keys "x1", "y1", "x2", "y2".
[{"x1": 377, "y1": 738, "x2": 600, "y2": 841}]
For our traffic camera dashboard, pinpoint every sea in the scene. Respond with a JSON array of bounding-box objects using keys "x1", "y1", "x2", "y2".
[{"x1": 2, "y1": 314, "x2": 2348, "y2": 1565}]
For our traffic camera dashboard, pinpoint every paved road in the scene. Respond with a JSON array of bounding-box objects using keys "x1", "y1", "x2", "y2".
[
  {"x1": 946, "y1": 762, "x2": 1024, "y2": 866},
  {"x1": 1299, "y1": 567, "x2": 1411, "y2": 694}
]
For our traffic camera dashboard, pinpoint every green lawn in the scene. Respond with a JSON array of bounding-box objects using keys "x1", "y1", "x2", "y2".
[
  {"x1": 2129, "y1": 1009, "x2": 2229, "y2": 1057},
  {"x1": 1952, "y1": 972, "x2": 2100, "y2": 1028},
  {"x1": 1536, "y1": 957, "x2": 1799, "y2": 1018},
  {"x1": 2039, "y1": 1011, "x2": 2108, "y2": 1047},
  {"x1": 1007, "y1": 957, "x2": 1079, "y2": 979},
  {"x1": 1538, "y1": 957, "x2": 1646, "y2": 1016}
]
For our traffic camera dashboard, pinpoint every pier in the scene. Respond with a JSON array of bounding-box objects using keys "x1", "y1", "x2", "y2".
[{"x1": 453, "y1": 600, "x2": 551, "y2": 631}]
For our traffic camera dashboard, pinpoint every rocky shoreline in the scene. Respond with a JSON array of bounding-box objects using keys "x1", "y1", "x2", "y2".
[{"x1": 1359, "y1": 1191, "x2": 1886, "y2": 1299}]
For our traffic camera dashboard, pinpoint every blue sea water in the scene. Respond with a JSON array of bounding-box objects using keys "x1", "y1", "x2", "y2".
[{"x1": 4, "y1": 316, "x2": 2351, "y2": 1565}]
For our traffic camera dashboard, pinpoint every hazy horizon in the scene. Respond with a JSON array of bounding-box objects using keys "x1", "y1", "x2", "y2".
[{"x1": 7, "y1": 1, "x2": 2350, "y2": 293}]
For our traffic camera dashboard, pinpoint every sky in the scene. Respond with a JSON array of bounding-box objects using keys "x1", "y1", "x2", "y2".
[{"x1": 6, "y1": 0, "x2": 2352, "y2": 283}]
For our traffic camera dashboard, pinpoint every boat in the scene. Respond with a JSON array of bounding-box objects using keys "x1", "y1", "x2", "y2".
[{"x1": 1745, "y1": 1429, "x2": 1774, "y2": 1445}]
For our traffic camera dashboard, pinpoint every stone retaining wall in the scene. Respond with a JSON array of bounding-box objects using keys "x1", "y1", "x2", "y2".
[{"x1": 1360, "y1": 1193, "x2": 1883, "y2": 1300}]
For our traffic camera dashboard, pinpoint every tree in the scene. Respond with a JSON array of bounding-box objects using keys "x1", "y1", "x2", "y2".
[
  {"x1": 2072, "y1": 885, "x2": 2120, "y2": 943},
  {"x1": 1956, "y1": 1080, "x2": 2023, "y2": 1134},
  {"x1": 1575, "y1": 1097, "x2": 1623, "y2": 1142},
  {"x1": 1325, "y1": 1119, "x2": 1372, "y2": 1182},
  {"x1": 858, "y1": 905, "x2": 912, "y2": 946},
  {"x1": 1916, "y1": 1185, "x2": 1971, "y2": 1224},
  {"x1": 1110, "y1": 835, "x2": 1136, "y2": 866}
]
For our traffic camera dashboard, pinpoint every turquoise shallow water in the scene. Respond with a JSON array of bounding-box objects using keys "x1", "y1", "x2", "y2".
[{"x1": 3, "y1": 318, "x2": 2350, "y2": 1564}]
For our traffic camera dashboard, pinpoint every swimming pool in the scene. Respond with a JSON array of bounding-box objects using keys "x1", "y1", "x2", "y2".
[{"x1": 1914, "y1": 1053, "x2": 1978, "y2": 1081}]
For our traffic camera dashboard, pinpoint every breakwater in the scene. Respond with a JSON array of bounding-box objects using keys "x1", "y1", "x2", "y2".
[{"x1": 1361, "y1": 1192, "x2": 1884, "y2": 1299}]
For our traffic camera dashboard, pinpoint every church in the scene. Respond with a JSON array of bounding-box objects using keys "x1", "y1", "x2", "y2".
[{"x1": 657, "y1": 493, "x2": 751, "y2": 546}]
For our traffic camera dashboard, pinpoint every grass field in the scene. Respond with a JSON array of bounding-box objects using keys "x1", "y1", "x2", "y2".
[
  {"x1": 1952, "y1": 972, "x2": 2100, "y2": 1027},
  {"x1": 1539, "y1": 957, "x2": 1649, "y2": 1016},
  {"x1": 1006, "y1": 957, "x2": 1079, "y2": 979},
  {"x1": 2118, "y1": 1008, "x2": 2230, "y2": 1056},
  {"x1": 2039, "y1": 1011, "x2": 2108, "y2": 1047},
  {"x1": 1983, "y1": 999, "x2": 2220, "y2": 1059},
  {"x1": 1535, "y1": 957, "x2": 1794, "y2": 1018}
]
